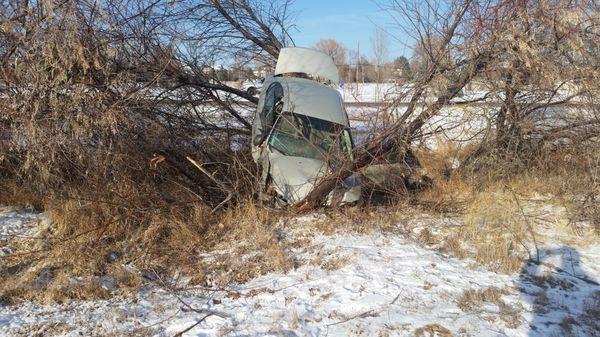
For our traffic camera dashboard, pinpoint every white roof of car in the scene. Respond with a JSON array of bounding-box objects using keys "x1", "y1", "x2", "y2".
[{"x1": 276, "y1": 77, "x2": 348, "y2": 126}]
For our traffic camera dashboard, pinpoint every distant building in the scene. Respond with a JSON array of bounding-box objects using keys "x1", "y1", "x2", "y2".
[{"x1": 252, "y1": 66, "x2": 272, "y2": 79}]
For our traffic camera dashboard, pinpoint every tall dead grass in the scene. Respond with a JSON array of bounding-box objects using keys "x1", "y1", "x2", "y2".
[
  {"x1": 409, "y1": 137, "x2": 600, "y2": 272},
  {"x1": 0, "y1": 196, "x2": 295, "y2": 303}
]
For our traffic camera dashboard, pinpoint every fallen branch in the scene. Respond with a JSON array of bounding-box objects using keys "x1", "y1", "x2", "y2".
[{"x1": 186, "y1": 156, "x2": 233, "y2": 212}]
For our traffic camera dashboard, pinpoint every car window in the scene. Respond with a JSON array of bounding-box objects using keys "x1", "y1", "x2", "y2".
[
  {"x1": 261, "y1": 83, "x2": 284, "y2": 129},
  {"x1": 254, "y1": 83, "x2": 284, "y2": 146},
  {"x1": 268, "y1": 112, "x2": 353, "y2": 162}
]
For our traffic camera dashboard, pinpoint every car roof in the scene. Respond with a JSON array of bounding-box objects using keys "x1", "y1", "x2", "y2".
[{"x1": 273, "y1": 76, "x2": 348, "y2": 126}]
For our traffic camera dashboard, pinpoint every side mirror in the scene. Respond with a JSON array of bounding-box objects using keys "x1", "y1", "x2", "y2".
[{"x1": 253, "y1": 132, "x2": 266, "y2": 146}]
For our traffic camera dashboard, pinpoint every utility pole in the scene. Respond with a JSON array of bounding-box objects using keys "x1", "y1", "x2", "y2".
[{"x1": 356, "y1": 41, "x2": 360, "y2": 83}]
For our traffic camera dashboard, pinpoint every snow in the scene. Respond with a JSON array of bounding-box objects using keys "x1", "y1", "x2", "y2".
[
  {"x1": 0, "y1": 206, "x2": 39, "y2": 237},
  {"x1": 338, "y1": 83, "x2": 403, "y2": 103},
  {"x1": 0, "y1": 206, "x2": 43, "y2": 256},
  {"x1": 0, "y1": 208, "x2": 598, "y2": 336}
]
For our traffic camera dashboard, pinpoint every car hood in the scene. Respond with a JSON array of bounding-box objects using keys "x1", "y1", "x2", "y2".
[{"x1": 268, "y1": 154, "x2": 327, "y2": 204}]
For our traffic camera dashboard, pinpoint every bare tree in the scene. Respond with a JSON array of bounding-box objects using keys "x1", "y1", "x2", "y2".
[
  {"x1": 294, "y1": 0, "x2": 600, "y2": 210},
  {"x1": 485, "y1": 0, "x2": 600, "y2": 154},
  {"x1": 0, "y1": 0, "x2": 296, "y2": 285},
  {"x1": 296, "y1": 0, "x2": 502, "y2": 209},
  {"x1": 313, "y1": 38, "x2": 347, "y2": 79},
  {"x1": 314, "y1": 39, "x2": 347, "y2": 64},
  {"x1": 371, "y1": 27, "x2": 389, "y2": 85}
]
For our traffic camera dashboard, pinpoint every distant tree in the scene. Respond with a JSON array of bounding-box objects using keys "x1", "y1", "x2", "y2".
[
  {"x1": 346, "y1": 49, "x2": 360, "y2": 82},
  {"x1": 371, "y1": 27, "x2": 390, "y2": 84},
  {"x1": 361, "y1": 57, "x2": 376, "y2": 83},
  {"x1": 410, "y1": 35, "x2": 451, "y2": 80},
  {"x1": 313, "y1": 39, "x2": 347, "y2": 81},
  {"x1": 313, "y1": 39, "x2": 347, "y2": 66},
  {"x1": 393, "y1": 56, "x2": 411, "y2": 80}
]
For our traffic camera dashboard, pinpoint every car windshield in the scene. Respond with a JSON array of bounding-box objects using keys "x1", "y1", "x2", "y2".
[{"x1": 268, "y1": 112, "x2": 353, "y2": 162}]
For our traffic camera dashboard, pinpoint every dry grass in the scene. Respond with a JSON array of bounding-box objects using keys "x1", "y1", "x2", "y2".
[
  {"x1": 456, "y1": 287, "x2": 508, "y2": 311},
  {"x1": 182, "y1": 202, "x2": 299, "y2": 286},
  {"x1": 458, "y1": 187, "x2": 530, "y2": 273},
  {"x1": 411, "y1": 142, "x2": 475, "y2": 213},
  {"x1": 456, "y1": 287, "x2": 522, "y2": 328},
  {"x1": 405, "y1": 140, "x2": 600, "y2": 273},
  {"x1": 410, "y1": 145, "x2": 527, "y2": 272},
  {"x1": 413, "y1": 323, "x2": 453, "y2": 337},
  {"x1": 0, "y1": 199, "x2": 295, "y2": 303}
]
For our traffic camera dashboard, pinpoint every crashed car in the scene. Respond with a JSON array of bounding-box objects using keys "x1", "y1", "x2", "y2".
[{"x1": 251, "y1": 47, "x2": 361, "y2": 206}]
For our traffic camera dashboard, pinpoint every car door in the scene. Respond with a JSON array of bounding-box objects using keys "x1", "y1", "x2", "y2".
[
  {"x1": 255, "y1": 82, "x2": 284, "y2": 192},
  {"x1": 253, "y1": 82, "x2": 284, "y2": 147}
]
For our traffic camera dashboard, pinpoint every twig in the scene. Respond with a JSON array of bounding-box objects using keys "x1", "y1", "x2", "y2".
[
  {"x1": 173, "y1": 313, "x2": 214, "y2": 337},
  {"x1": 327, "y1": 290, "x2": 402, "y2": 327},
  {"x1": 186, "y1": 156, "x2": 233, "y2": 213},
  {"x1": 175, "y1": 295, "x2": 229, "y2": 318},
  {"x1": 508, "y1": 186, "x2": 540, "y2": 263},
  {"x1": 326, "y1": 308, "x2": 379, "y2": 327}
]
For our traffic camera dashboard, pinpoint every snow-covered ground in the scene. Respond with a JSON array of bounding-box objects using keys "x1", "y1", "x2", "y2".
[
  {"x1": 0, "y1": 208, "x2": 598, "y2": 337},
  {"x1": 338, "y1": 83, "x2": 402, "y2": 103},
  {"x1": 0, "y1": 206, "x2": 44, "y2": 256}
]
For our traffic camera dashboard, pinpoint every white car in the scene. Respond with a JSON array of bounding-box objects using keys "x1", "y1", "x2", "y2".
[
  {"x1": 241, "y1": 79, "x2": 263, "y2": 96},
  {"x1": 251, "y1": 47, "x2": 361, "y2": 206}
]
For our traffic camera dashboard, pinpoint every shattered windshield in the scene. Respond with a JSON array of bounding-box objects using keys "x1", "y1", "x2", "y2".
[{"x1": 268, "y1": 112, "x2": 353, "y2": 162}]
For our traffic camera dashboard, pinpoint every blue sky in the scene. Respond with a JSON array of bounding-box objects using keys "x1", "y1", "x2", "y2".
[{"x1": 290, "y1": 0, "x2": 412, "y2": 60}]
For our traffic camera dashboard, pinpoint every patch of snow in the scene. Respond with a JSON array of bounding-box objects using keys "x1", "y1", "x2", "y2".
[{"x1": 0, "y1": 206, "x2": 42, "y2": 256}]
